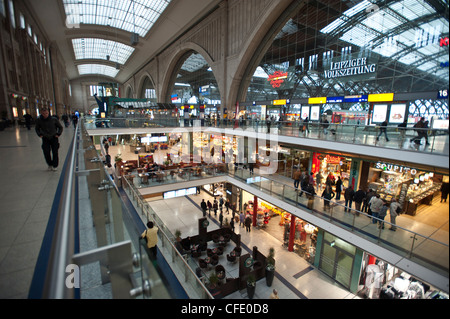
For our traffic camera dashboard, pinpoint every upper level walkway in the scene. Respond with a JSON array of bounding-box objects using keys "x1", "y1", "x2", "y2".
[{"x1": 84, "y1": 117, "x2": 449, "y2": 171}]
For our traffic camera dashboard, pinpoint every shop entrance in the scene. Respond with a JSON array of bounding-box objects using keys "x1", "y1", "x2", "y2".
[{"x1": 319, "y1": 234, "x2": 356, "y2": 290}]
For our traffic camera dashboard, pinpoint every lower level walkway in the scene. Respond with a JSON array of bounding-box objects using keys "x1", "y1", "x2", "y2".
[{"x1": 145, "y1": 191, "x2": 358, "y2": 299}]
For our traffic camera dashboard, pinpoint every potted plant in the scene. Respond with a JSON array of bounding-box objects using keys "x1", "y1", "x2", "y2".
[
  {"x1": 247, "y1": 274, "x2": 256, "y2": 299},
  {"x1": 208, "y1": 272, "x2": 219, "y2": 293},
  {"x1": 265, "y1": 247, "x2": 275, "y2": 287}
]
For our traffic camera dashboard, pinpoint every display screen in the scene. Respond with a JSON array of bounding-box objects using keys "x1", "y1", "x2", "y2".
[
  {"x1": 327, "y1": 96, "x2": 344, "y2": 103},
  {"x1": 301, "y1": 106, "x2": 310, "y2": 120},
  {"x1": 344, "y1": 95, "x2": 368, "y2": 103},
  {"x1": 388, "y1": 104, "x2": 406, "y2": 123},
  {"x1": 164, "y1": 191, "x2": 176, "y2": 199},
  {"x1": 310, "y1": 106, "x2": 320, "y2": 121},
  {"x1": 372, "y1": 104, "x2": 388, "y2": 123},
  {"x1": 432, "y1": 119, "x2": 449, "y2": 130}
]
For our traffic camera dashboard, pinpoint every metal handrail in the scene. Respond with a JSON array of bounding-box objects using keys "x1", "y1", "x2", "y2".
[
  {"x1": 43, "y1": 124, "x2": 79, "y2": 298},
  {"x1": 122, "y1": 175, "x2": 214, "y2": 299}
]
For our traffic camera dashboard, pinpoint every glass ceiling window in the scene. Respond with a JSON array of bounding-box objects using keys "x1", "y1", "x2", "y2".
[
  {"x1": 244, "y1": 0, "x2": 448, "y2": 104},
  {"x1": 77, "y1": 64, "x2": 119, "y2": 78},
  {"x1": 322, "y1": 0, "x2": 449, "y2": 73},
  {"x1": 72, "y1": 38, "x2": 135, "y2": 65},
  {"x1": 63, "y1": 0, "x2": 172, "y2": 37}
]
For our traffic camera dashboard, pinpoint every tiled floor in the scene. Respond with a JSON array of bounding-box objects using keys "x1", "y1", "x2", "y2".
[
  {"x1": 145, "y1": 193, "x2": 358, "y2": 299},
  {"x1": 0, "y1": 123, "x2": 76, "y2": 298}
]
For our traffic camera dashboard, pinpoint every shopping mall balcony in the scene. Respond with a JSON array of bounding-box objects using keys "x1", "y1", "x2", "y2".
[{"x1": 27, "y1": 117, "x2": 448, "y2": 299}]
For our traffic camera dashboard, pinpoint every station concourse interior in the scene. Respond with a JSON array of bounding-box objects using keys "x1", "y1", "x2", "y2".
[{"x1": 0, "y1": 0, "x2": 448, "y2": 299}]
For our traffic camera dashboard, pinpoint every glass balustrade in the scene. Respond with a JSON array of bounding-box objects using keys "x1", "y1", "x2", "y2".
[
  {"x1": 74, "y1": 117, "x2": 448, "y2": 297},
  {"x1": 83, "y1": 116, "x2": 449, "y2": 156}
]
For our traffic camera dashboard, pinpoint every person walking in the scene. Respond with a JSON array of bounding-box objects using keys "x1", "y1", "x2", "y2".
[
  {"x1": 207, "y1": 200, "x2": 212, "y2": 216},
  {"x1": 293, "y1": 169, "x2": 302, "y2": 190},
  {"x1": 363, "y1": 189, "x2": 376, "y2": 215},
  {"x1": 441, "y1": 182, "x2": 449, "y2": 203},
  {"x1": 304, "y1": 117, "x2": 309, "y2": 134},
  {"x1": 411, "y1": 117, "x2": 425, "y2": 145},
  {"x1": 23, "y1": 113, "x2": 33, "y2": 130},
  {"x1": 230, "y1": 217, "x2": 235, "y2": 232},
  {"x1": 244, "y1": 214, "x2": 252, "y2": 232},
  {"x1": 389, "y1": 199, "x2": 401, "y2": 231},
  {"x1": 35, "y1": 107, "x2": 64, "y2": 171},
  {"x1": 213, "y1": 199, "x2": 218, "y2": 216},
  {"x1": 335, "y1": 176, "x2": 343, "y2": 200},
  {"x1": 141, "y1": 221, "x2": 159, "y2": 260},
  {"x1": 377, "y1": 202, "x2": 388, "y2": 229},
  {"x1": 239, "y1": 211, "x2": 245, "y2": 227},
  {"x1": 369, "y1": 194, "x2": 384, "y2": 224},
  {"x1": 225, "y1": 199, "x2": 230, "y2": 214},
  {"x1": 353, "y1": 187, "x2": 366, "y2": 216},
  {"x1": 315, "y1": 171, "x2": 323, "y2": 192},
  {"x1": 344, "y1": 185, "x2": 355, "y2": 212},
  {"x1": 321, "y1": 118, "x2": 330, "y2": 135},
  {"x1": 299, "y1": 171, "x2": 309, "y2": 197},
  {"x1": 71, "y1": 113, "x2": 78, "y2": 128},
  {"x1": 321, "y1": 184, "x2": 335, "y2": 212},
  {"x1": 201, "y1": 199, "x2": 207, "y2": 217},
  {"x1": 397, "y1": 120, "x2": 407, "y2": 143},
  {"x1": 219, "y1": 210, "x2": 224, "y2": 227},
  {"x1": 376, "y1": 119, "x2": 389, "y2": 142}
]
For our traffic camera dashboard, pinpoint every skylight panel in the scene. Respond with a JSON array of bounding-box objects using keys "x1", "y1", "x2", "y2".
[
  {"x1": 321, "y1": 0, "x2": 372, "y2": 34},
  {"x1": 62, "y1": 0, "x2": 172, "y2": 37},
  {"x1": 77, "y1": 64, "x2": 119, "y2": 78},
  {"x1": 340, "y1": 26, "x2": 377, "y2": 47},
  {"x1": 72, "y1": 38, "x2": 135, "y2": 65}
]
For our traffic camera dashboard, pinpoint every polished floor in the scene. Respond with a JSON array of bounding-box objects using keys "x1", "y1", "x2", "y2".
[
  {"x1": 0, "y1": 123, "x2": 75, "y2": 298},
  {"x1": 0, "y1": 123, "x2": 448, "y2": 299}
]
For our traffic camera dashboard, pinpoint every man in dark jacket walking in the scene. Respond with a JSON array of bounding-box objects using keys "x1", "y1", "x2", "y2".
[
  {"x1": 353, "y1": 187, "x2": 366, "y2": 216},
  {"x1": 35, "y1": 108, "x2": 63, "y2": 171},
  {"x1": 344, "y1": 185, "x2": 355, "y2": 212}
]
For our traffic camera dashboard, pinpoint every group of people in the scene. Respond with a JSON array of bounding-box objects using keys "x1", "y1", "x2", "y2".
[
  {"x1": 292, "y1": 169, "x2": 401, "y2": 231},
  {"x1": 340, "y1": 186, "x2": 402, "y2": 231},
  {"x1": 376, "y1": 117, "x2": 430, "y2": 146}
]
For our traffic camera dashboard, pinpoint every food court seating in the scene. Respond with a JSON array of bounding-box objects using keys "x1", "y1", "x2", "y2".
[{"x1": 226, "y1": 253, "x2": 237, "y2": 263}]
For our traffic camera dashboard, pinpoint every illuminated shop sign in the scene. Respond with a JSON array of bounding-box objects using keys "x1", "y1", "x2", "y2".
[
  {"x1": 439, "y1": 37, "x2": 449, "y2": 47},
  {"x1": 273, "y1": 99, "x2": 287, "y2": 105},
  {"x1": 324, "y1": 57, "x2": 377, "y2": 79},
  {"x1": 268, "y1": 71, "x2": 288, "y2": 88},
  {"x1": 344, "y1": 95, "x2": 368, "y2": 103},
  {"x1": 375, "y1": 162, "x2": 417, "y2": 175},
  {"x1": 327, "y1": 96, "x2": 344, "y2": 103}
]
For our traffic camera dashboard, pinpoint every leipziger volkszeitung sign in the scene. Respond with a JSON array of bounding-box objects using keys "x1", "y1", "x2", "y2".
[{"x1": 324, "y1": 57, "x2": 377, "y2": 79}]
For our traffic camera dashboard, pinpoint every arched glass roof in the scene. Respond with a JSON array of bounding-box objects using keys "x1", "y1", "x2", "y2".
[
  {"x1": 63, "y1": 0, "x2": 172, "y2": 78},
  {"x1": 62, "y1": 0, "x2": 171, "y2": 37},
  {"x1": 72, "y1": 38, "x2": 135, "y2": 65},
  {"x1": 77, "y1": 64, "x2": 120, "y2": 78}
]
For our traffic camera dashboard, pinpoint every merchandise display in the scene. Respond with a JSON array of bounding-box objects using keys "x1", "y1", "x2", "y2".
[{"x1": 367, "y1": 162, "x2": 445, "y2": 215}]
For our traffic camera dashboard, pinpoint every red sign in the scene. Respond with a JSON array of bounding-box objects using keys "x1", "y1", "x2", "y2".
[
  {"x1": 325, "y1": 155, "x2": 341, "y2": 164},
  {"x1": 268, "y1": 71, "x2": 288, "y2": 88},
  {"x1": 440, "y1": 37, "x2": 449, "y2": 47}
]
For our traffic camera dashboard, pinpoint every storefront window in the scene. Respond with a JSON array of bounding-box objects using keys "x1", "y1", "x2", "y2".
[
  {"x1": 241, "y1": 191, "x2": 318, "y2": 263},
  {"x1": 320, "y1": 232, "x2": 356, "y2": 290},
  {"x1": 366, "y1": 161, "x2": 445, "y2": 215}
]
